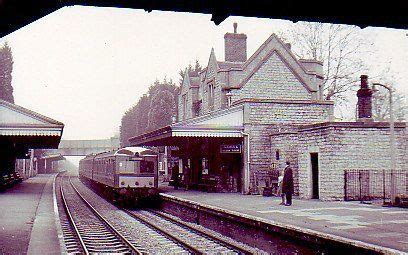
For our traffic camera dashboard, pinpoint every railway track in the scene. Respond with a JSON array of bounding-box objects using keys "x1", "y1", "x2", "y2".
[
  {"x1": 57, "y1": 174, "x2": 262, "y2": 254},
  {"x1": 58, "y1": 175, "x2": 142, "y2": 254},
  {"x1": 55, "y1": 175, "x2": 84, "y2": 254},
  {"x1": 124, "y1": 209, "x2": 255, "y2": 254}
]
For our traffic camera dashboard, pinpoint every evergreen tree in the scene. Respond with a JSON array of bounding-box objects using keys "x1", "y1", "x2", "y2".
[
  {"x1": 178, "y1": 59, "x2": 202, "y2": 84},
  {"x1": 0, "y1": 42, "x2": 14, "y2": 103},
  {"x1": 119, "y1": 61, "x2": 201, "y2": 145},
  {"x1": 147, "y1": 87, "x2": 176, "y2": 131},
  {"x1": 119, "y1": 79, "x2": 179, "y2": 146}
]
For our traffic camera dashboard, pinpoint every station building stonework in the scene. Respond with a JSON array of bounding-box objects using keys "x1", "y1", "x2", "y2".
[{"x1": 130, "y1": 24, "x2": 407, "y2": 200}]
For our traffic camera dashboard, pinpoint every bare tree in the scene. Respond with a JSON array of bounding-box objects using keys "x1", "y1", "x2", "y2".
[
  {"x1": 282, "y1": 22, "x2": 367, "y2": 102},
  {"x1": 372, "y1": 80, "x2": 407, "y2": 122}
]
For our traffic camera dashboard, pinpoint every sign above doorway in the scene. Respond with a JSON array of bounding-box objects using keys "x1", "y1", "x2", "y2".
[{"x1": 220, "y1": 144, "x2": 241, "y2": 153}]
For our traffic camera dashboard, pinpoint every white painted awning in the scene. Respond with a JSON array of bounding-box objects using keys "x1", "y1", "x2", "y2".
[
  {"x1": 0, "y1": 128, "x2": 62, "y2": 136},
  {"x1": 0, "y1": 99, "x2": 64, "y2": 138},
  {"x1": 129, "y1": 106, "x2": 245, "y2": 146},
  {"x1": 172, "y1": 129, "x2": 243, "y2": 138}
]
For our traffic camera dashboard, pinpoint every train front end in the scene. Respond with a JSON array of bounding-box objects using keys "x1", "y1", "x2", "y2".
[{"x1": 114, "y1": 147, "x2": 159, "y2": 206}]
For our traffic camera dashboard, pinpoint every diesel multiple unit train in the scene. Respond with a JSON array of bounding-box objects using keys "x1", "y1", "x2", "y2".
[{"x1": 79, "y1": 147, "x2": 159, "y2": 205}]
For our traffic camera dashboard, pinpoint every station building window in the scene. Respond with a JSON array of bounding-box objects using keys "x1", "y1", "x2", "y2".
[
  {"x1": 275, "y1": 149, "x2": 280, "y2": 160},
  {"x1": 208, "y1": 83, "x2": 214, "y2": 111},
  {"x1": 182, "y1": 94, "x2": 187, "y2": 120}
]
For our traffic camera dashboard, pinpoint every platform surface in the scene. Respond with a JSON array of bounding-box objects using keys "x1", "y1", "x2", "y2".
[
  {"x1": 161, "y1": 187, "x2": 408, "y2": 253},
  {"x1": 0, "y1": 174, "x2": 61, "y2": 255}
]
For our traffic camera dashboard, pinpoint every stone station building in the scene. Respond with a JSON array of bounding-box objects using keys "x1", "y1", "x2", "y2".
[{"x1": 130, "y1": 24, "x2": 407, "y2": 200}]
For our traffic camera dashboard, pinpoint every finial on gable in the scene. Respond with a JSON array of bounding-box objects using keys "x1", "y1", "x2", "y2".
[{"x1": 233, "y1": 22, "x2": 237, "y2": 33}]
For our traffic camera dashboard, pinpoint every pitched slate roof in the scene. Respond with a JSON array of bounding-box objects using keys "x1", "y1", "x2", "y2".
[
  {"x1": 0, "y1": 99, "x2": 64, "y2": 126},
  {"x1": 0, "y1": 99, "x2": 64, "y2": 136}
]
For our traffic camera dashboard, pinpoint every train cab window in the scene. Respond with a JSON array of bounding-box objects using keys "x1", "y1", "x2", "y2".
[{"x1": 140, "y1": 161, "x2": 154, "y2": 173}]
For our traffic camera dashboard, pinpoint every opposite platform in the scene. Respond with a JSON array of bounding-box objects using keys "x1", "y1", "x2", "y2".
[{"x1": 0, "y1": 174, "x2": 62, "y2": 255}]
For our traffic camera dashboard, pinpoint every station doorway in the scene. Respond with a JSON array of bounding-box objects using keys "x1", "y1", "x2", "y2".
[
  {"x1": 170, "y1": 140, "x2": 243, "y2": 193},
  {"x1": 310, "y1": 153, "x2": 319, "y2": 199}
]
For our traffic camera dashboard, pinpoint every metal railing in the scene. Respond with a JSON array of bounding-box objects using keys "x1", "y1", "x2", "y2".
[{"x1": 344, "y1": 169, "x2": 408, "y2": 203}]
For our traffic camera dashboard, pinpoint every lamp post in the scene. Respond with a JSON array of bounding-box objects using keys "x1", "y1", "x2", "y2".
[{"x1": 372, "y1": 82, "x2": 396, "y2": 205}]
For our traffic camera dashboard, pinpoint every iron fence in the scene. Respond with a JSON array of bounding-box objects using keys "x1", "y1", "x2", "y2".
[{"x1": 344, "y1": 169, "x2": 408, "y2": 202}]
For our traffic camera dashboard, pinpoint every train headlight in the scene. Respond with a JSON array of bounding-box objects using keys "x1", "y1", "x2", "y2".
[
  {"x1": 135, "y1": 181, "x2": 139, "y2": 186},
  {"x1": 149, "y1": 182, "x2": 153, "y2": 186},
  {"x1": 121, "y1": 181, "x2": 125, "y2": 186}
]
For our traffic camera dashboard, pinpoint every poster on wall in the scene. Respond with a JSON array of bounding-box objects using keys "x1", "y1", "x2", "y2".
[
  {"x1": 202, "y1": 158, "x2": 209, "y2": 174},
  {"x1": 178, "y1": 158, "x2": 183, "y2": 173}
]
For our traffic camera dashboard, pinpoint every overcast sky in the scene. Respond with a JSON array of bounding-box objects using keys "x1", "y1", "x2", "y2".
[{"x1": 1, "y1": 6, "x2": 408, "y2": 140}]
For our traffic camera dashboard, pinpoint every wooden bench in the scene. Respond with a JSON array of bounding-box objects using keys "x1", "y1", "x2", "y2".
[
  {"x1": 197, "y1": 183, "x2": 217, "y2": 192},
  {"x1": 198, "y1": 176, "x2": 218, "y2": 192}
]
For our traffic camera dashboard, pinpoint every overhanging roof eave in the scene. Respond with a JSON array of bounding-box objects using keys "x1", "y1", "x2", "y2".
[{"x1": 129, "y1": 124, "x2": 244, "y2": 146}]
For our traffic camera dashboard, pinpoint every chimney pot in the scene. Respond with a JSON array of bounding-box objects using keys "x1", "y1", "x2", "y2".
[
  {"x1": 357, "y1": 74, "x2": 374, "y2": 121},
  {"x1": 360, "y1": 75, "x2": 368, "y2": 88},
  {"x1": 233, "y1": 22, "x2": 237, "y2": 33}
]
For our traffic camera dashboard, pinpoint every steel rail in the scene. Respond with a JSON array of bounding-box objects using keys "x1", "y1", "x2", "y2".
[
  {"x1": 68, "y1": 178, "x2": 142, "y2": 255},
  {"x1": 123, "y1": 208, "x2": 201, "y2": 254},
  {"x1": 147, "y1": 209, "x2": 252, "y2": 255},
  {"x1": 59, "y1": 181, "x2": 89, "y2": 255}
]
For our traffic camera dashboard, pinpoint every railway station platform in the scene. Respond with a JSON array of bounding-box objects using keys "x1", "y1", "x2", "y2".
[
  {"x1": 0, "y1": 174, "x2": 63, "y2": 254},
  {"x1": 160, "y1": 188, "x2": 408, "y2": 254}
]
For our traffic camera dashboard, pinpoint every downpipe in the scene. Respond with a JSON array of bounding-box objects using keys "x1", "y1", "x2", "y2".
[{"x1": 240, "y1": 131, "x2": 251, "y2": 194}]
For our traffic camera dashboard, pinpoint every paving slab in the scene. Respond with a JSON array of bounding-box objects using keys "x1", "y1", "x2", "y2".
[
  {"x1": 0, "y1": 174, "x2": 61, "y2": 255},
  {"x1": 161, "y1": 187, "x2": 408, "y2": 253}
]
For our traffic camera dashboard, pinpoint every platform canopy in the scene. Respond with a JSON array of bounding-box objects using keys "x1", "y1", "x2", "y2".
[
  {"x1": 129, "y1": 106, "x2": 244, "y2": 146},
  {"x1": 0, "y1": 99, "x2": 64, "y2": 158},
  {"x1": 129, "y1": 124, "x2": 244, "y2": 146}
]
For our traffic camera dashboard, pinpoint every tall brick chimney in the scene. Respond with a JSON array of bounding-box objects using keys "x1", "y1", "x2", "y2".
[
  {"x1": 357, "y1": 75, "x2": 374, "y2": 121},
  {"x1": 224, "y1": 22, "x2": 247, "y2": 62}
]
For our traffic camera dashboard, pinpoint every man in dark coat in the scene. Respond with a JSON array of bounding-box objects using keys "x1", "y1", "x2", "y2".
[
  {"x1": 171, "y1": 163, "x2": 179, "y2": 190},
  {"x1": 282, "y1": 161, "x2": 294, "y2": 206},
  {"x1": 183, "y1": 163, "x2": 191, "y2": 191}
]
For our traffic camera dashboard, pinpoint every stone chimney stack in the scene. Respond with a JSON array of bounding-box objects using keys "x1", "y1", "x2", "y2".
[
  {"x1": 224, "y1": 22, "x2": 247, "y2": 62},
  {"x1": 357, "y1": 75, "x2": 374, "y2": 121}
]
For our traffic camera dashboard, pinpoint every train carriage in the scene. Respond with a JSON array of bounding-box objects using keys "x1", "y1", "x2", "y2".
[{"x1": 79, "y1": 147, "x2": 159, "y2": 205}]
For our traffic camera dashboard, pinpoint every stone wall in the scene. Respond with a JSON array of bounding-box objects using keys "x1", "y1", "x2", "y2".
[
  {"x1": 294, "y1": 123, "x2": 407, "y2": 200},
  {"x1": 178, "y1": 85, "x2": 199, "y2": 121},
  {"x1": 245, "y1": 101, "x2": 333, "y2": 193},
  {"x1": 246, "y1": 101, "x2": 334, "y2": 125},
  {"x1": 270, "y1": 131, "x2": 301, "y2": 195},
  {"x1": 232, "y1": 53, "x2": 312, "y2": 102}
]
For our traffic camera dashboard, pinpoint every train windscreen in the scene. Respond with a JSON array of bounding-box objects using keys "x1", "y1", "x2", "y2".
[{"x1": 140, "y1": 161, "x2": 154, "y2": 173}]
